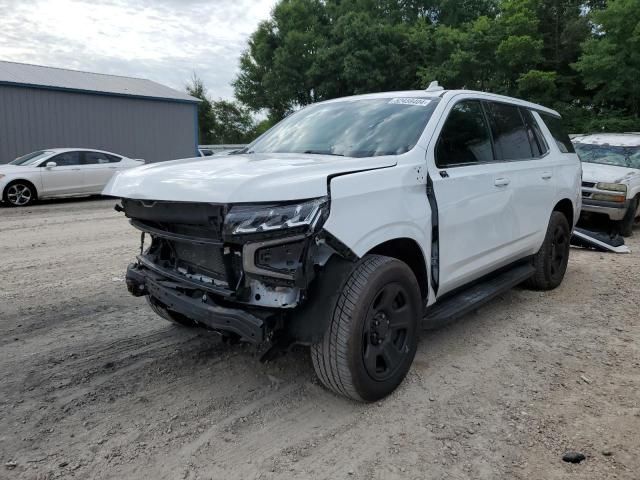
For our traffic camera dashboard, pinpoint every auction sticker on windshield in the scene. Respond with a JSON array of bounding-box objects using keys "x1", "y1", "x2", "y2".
[{"x1": 388, "y1": 98, "x2": 433, "y2": 107}]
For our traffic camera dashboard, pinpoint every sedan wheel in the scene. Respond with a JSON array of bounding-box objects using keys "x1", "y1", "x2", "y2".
[{"x1": 4, "y1": 183, "x2": 35, "y2": 207}]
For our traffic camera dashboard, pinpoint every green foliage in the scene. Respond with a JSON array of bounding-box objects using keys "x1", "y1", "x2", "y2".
[
  {"x1": 574, "y1": 0, "x2": 640, "y2": 116},
  {"x1": 186, "y1": 74, "x2": 215, "y2": 144},
  {"x1": 187, "y1": 75, "x2": 258, "y2": 144},
  {"x1": 232, "y1": 0, "x2": 639, "y2": 133},
  {"x1": 210, "y1": 100, "x2": 255, "y2": 144}
]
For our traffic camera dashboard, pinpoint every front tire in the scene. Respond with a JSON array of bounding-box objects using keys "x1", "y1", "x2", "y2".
[
  {"x1": 310, "y1": 255, "x2": 420, "y2": 402},
  {"x1": 3, "y1": 181, "x2": 36, "y2": 207},
  {"x1": 619, "y1": 196, "x2": 639, "y2": 237},
  {"x1": 524, "y1": 211, "x2": 571, "y2": 290},
  {"x1": 146, "y1": 295, "x2": 198, "y2": 327}
]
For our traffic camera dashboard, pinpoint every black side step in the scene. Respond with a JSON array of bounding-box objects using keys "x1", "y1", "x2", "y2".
[{"x1": 422, "y1": 263, "x2": 535, "y2": 330}]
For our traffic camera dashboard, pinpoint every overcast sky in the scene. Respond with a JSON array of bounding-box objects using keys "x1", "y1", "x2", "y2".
[{"x1": 0, "y1": 0, "x2": 277, "y2": 100}]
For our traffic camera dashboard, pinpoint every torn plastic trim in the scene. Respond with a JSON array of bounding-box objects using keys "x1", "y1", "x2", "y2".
[{"x1": 242, "y1": 234, "x2": 308, "y2": 281}]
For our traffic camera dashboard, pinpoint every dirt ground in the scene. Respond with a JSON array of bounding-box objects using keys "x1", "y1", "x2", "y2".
[{"x1": 0, "y1": 197, "x2": 638, "y2": 480}]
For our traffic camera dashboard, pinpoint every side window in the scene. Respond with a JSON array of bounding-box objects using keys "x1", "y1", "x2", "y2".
[
  {"x1": 485, "y1": 102, "x2": 532, "y2": 160},
  {"x1": 436, "y1": 100, "x2": 493, "y2": 167},
  {"x1": 521, "y1": 108, "x2": 549, "y2": 157},
  {"x1": 540, "y1": 113, "x2": 575, "y2": 153},
  {"x1": 48, "y1": 151, "x2": 81, "y2": 166},
  {"x1": 83, "y1": 151, "x2": 110, "y2": 165},
  {"x1": 105, "y1": 154, "x2": 122, "y2": 163}
]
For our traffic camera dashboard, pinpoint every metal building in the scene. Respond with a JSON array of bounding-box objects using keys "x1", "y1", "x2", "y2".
[{"x1": 0, "y1": 60, "x2": 199, "y2": 164}]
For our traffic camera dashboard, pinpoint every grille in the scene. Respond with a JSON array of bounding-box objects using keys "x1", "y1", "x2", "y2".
[
  {"x1": 171, "y1": 241, "x2": 227, "y2": 281},
  {"x1": 582, "y1": 181, "x2": 596, "y2": 188}
]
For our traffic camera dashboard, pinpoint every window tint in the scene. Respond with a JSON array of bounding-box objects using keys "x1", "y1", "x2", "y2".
[
  {"x1": 200, "y1": 149, "x2": 214, "y2": 156},
  {"x1": 485, "y1": 102, "x2": 532, "y2": 160},
  {"x1": 540, "y1": 113, "x2": 575, "y2": 153},
  {"x1": 48, "y1": 152, "x2": 81, "y2": 166},
  {"x1": 521, "y1": 109, "x2": 549, "y2": 157},
  {"x1": 105, "y1": 154, "x2": 122, "y2": 163},
  {"x1": 436, "y1": 100, "x2": 493, "y2": 167},
  {"x1": 83, "y1": 151, "x2": 111, "y2": 165}
]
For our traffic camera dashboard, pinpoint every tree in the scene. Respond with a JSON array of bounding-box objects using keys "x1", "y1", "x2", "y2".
[
  {"x1": 210, "y1": 100, "x2": 256, "y2": 144},
  {"x1": 186, "y1": 74, "x2": 215, "y2": 144},
  {"x1": 233, "y1": 0, "x2": 639, "y2": 131},
  {"x1": 574, "y1": 0, "x2": 640, "y2": 116}
]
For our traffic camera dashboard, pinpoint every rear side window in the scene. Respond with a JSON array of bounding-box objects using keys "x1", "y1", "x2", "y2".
[
  {"x1": 436, "y1": 100, "x2": 493, "y2": 167},
  {"x1": 105, "y1": 154, "x2": 122, "y2": 163},
  {"x1": 485, "y1": 102, "x2": 532, "y2": 161},
  {"x1": 540, "y1": 113, "x2": 575, "y2": 153},
  {"x1": 521, "y1": 109, "x2": 549, "y2": 157},
  {"x1": 83, "y1": 151, "x2": 110, "y2": 165}
]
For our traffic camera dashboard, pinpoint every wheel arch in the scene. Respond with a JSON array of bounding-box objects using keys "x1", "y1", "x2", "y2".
[
  {"x1": 366, "y1": 238, "x2": 429, "y2": 301},
  {"x1": 3, "y1": 178, "x2": 39, "y2": 201},
  {"x1": 553, "y1": 198, "x2": 574, "y2": 228}
]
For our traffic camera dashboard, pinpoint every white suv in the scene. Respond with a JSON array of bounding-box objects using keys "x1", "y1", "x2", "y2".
[
  {"x1": 104, "y1": 87, "x2": 581, "y2": 401},
  {"x1": 573, "y1": 133, "x2": 640, "y2": 236}
]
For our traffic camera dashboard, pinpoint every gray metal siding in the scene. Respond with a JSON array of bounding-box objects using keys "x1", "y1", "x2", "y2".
[{"x1": 0, "y1": 85, "x2": 197, "y2": 163}]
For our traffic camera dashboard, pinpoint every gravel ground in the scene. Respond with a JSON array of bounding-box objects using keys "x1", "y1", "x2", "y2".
[{"x1": 1, "y1": 198, "x2": 638, "y2": 480}]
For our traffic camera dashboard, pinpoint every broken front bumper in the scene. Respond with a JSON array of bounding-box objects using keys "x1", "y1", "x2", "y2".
[{"x1": 126, "y1": 264, "x2": 266, "y2": 343}]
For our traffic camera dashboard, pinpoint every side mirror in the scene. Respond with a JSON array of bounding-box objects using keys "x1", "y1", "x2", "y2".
[{"x1": 45, "y1": 161, "x2": 57, "y2": 168}]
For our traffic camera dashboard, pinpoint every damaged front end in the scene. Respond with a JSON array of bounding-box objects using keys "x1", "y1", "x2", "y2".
[{"x1": 120, "y1": 197, "x2": 342, "y2": 344}]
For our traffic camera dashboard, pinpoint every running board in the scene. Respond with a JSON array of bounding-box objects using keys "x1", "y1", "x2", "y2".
[{"x1": 422, "y1": 263, "x2": 535, "y2": 330}]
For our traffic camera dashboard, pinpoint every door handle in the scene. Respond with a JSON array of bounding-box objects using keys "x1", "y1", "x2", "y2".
[
  {"x1": 71, "y1": 168, "x2": 81, "y2": 171},
  {"x1": 541, "y1": 171, "x2": 553, "y2": 180},
  {"x1": 494, "y1": 177, "x2": 510, "y2": 187},
  {"x1": 108, "y1": 166, "x2": 117, "y2": 169}
]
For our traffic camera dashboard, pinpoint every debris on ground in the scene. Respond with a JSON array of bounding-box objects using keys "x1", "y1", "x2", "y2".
[{"x1": 562, "y1": 451, "x2": 586, "y2": 463}]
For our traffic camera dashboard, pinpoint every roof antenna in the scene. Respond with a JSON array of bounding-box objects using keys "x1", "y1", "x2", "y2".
[{"x1": 425, "y1": 81, "x2": 444, "y2": 92}]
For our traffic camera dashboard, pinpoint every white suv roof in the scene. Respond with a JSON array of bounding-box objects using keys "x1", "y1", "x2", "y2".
[
  {"x1": 572, "y1": 133, "x2": 640, "y2": 147},
  {"x1": 319, "y1": 89, "x2": 560, "y2": 117}
]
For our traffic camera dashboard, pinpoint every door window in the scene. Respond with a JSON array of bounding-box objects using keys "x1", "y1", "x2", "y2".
[
  {"x1": 47, "y1": 152, "x2": 81, "y2": 166},
  {"x1": 83, "y1": 151, "x2": 111, "y2": 165},
  {"x1": 485, "y1": 102, "x2": 532, "y2": 160},
  {"x1": 521, "y1": 109, "x2": 549, "y2": 157},
  {"x1": 436, "y1": 100, "x2": 493, "y2": 167}
]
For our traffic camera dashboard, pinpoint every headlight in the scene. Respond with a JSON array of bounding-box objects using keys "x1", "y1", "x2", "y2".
[
  {"x1": 224, "y1": 197, "x2": 328, "y2": 236},
  {"x1": 596, "y1": 182, "x2": 627, "y2": 193},
  {"x1": 592, "y1": 193, "x2": 626, "y2": 203}
]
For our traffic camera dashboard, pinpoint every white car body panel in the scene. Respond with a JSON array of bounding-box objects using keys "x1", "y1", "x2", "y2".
[
  {"x1": 103, "y1": 153, "x2": 397, "y2": 203},
  {"x1": 0, "y1": 148, "x2": 144, "y2": 202},
  {"x1": 103, "y1": 89, "x2": 581, "y2": 307}
]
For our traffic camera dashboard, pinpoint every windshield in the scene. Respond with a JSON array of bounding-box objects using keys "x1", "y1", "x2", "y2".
[
  {"x1": 245, "y1": 97, "x2": 440, "y2": 158},
  {"x1": 9, "y1": 150, "x2": 53, "y2": 166},
  {"x1": 575, "y1": 143, "x2": 640, "y2": 169}
]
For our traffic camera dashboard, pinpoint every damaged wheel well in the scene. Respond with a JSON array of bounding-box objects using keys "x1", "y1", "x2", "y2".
[
  {"x1": 367, "y1": 238, "x2": 429, "y2": 300},
  {"x1": 553, "y1": 199, "x2": 574, "y2": 228}
]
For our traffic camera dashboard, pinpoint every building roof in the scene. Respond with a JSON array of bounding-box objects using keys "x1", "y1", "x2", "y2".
[{"x1": 0, "y1": 60, "x2": 199, "y2": 103}]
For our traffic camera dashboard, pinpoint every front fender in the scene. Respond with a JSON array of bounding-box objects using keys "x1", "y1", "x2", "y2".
[{"x1": 322, "y1": 162, "x2": 431, "y2": 268}]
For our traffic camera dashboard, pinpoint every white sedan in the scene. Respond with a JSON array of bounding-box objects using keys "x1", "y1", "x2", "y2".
[{"x1": 0, "y1": 148, "x2": 144, "y2": 207}]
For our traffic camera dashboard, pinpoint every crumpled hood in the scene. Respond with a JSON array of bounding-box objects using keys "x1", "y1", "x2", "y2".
[
  {"x1": 102, "y1": 153, "x2": 396, "y2": 203},
  {"x1": 581, "y1": 162, "x2": 640, "y2": 184}
]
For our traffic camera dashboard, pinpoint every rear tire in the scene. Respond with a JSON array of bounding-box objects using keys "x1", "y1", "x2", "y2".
[
  {"x1": 310, "y1": 255, "x2": 420, "y2": 402},
  {"x1": 146, "y1": 295, "x2": 199, "y2": 327},
  {"x1": 619, "y1": 196, "x2": 639, "y2": 238},
  {"x1": 524, "y1": 211, "x2": 571, "y2": 291},
  {"x1": 3, "y1": 181, "x2": 36, "y2": 207}
]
